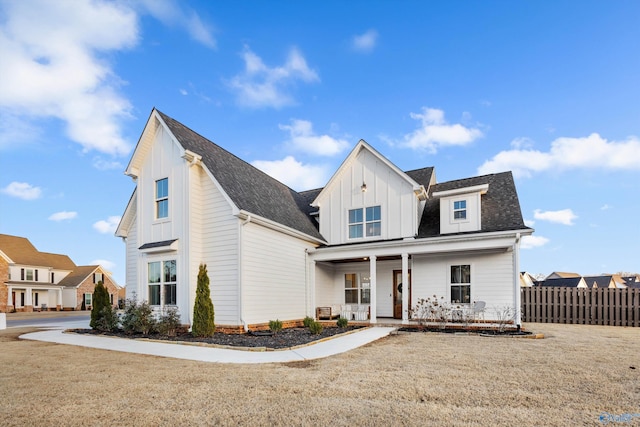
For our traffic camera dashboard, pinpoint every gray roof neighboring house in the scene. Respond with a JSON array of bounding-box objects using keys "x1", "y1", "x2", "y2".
[
  {"x1": 583, "y1": 276, "x2": 615, "y2": 289},
  {"x1": 538, "y1": 277, "x2": 585, "y2": 287}
]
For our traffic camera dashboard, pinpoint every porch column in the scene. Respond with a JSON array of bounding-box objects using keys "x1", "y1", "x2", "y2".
[
  {"x1": 7, "y1": 286, "x2": 11, "y2": 305},
  {"x1": 369, "y1": 255, "x2": 377, "y2": 324},
  {"x1": 309, "y1": 259, "x2": 316, "y2": 319},
  {"x1": 25, "y1": 287, "x2": 33, "y2": 312},
  {"x1": 57, "y1": 288, "x2": 63, "y2": 310},
  {"x1": 402, "y1": 253, "x2": 409, "y2": 324}
]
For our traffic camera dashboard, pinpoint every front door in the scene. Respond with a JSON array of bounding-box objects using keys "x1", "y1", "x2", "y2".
[{"x1": 393, "y1": 269, "x2": 411, "y2": 319}]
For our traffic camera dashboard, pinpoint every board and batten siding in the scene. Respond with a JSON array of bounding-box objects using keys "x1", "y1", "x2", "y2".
[
  {"x1": 241, "y1": 222, "x2": 314, "y2": 324},
  {"x1": 193, "y1": 167, "x2": 240, "y2": 326},
  {"x1": 411, "y1": 251, "x2": 515, "y2": 315},
  {"x1": 317, "y1": 149, "x2": 418, "y2": 245},
  {"x1": 125, "y1": 219, "x2": 138, "y2": 299}
]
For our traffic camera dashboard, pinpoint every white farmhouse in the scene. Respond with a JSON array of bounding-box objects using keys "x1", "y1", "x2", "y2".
[{"x1": 116, "y1": 109, "x2": 533, "y2": 330}]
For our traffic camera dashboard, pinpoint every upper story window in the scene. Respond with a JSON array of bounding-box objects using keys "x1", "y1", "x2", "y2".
[
  {"x1": 453, "y1": 200, "x2": 467, "y2": 220},
  {"x1": 348, "y1": 205, "x2": 381, "y2": 239},
  {"x1": 23, "y1": 268, "x2": 34, "y2": 281},
  {"x1": 155, "y1": 178, "x2": 169, "y2": 219},
  {"x1": 94, "y1": 272, "x2": 103, "y2": 284}
]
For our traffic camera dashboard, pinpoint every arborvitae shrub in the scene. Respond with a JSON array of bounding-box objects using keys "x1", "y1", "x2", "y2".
[
  {"x1": 192, "y1": 263, "x2": 215, "y2": 337},
  {"x1": 90, "y1": 281, "x2": 112, "y2": 331}
]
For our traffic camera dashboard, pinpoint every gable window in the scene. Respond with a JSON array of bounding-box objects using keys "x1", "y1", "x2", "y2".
[
  {"x1": 450, "y1": 264, "x2": 471, "y2": 304},
  {"x1": 148, "y1": 260, "x2": 177, "y2": 306},
  {"x1": 348, "y1": 205, "x2": 381, "y2": 239},
  {"x1": 453, "y1": 200, "x2": 467, "y2": 220},
  {"x1": 94, "y1": 272, "x2": 103, "y2": 284},
  {"x1": 155, "y1": 178, "x2": 169, "y2": 219},
  {"x1": 344, "y1": 273, "x2": 370, "y2": 304}
]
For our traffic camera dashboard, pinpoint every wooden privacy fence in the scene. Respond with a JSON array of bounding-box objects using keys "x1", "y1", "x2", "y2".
[{"x1": 521, "y1": 287, "x2": 640, "y2": 327}]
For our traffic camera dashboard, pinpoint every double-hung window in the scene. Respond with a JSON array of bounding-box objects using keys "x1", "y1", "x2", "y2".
[
  {"x1": 155, "y1": 178, "x2": 169, "y2": 219},
  {"x1": 450, "y1": 264, "x2": 471, "y2": 304},
  {"x1": 453, "y1": 200, "x2": 467, "y2": 220},
  {"x1": 348, "y1": 205, "x2": 381, "y2": 239},
  {"x1": 148, "y1": 260, "x2": 177, "y2": 306}
]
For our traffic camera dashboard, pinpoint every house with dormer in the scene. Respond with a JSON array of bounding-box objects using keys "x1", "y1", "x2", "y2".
[
  {"x1": 0, "y1": 234, "x2": 121, "y2": 312},
  {"x1": 116, "y1": 108, "x2": 533, "y2": 330}
]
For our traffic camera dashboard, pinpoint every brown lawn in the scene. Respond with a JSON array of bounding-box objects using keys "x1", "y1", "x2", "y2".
[{"x1": 1, "y1": 323, "x2": 639, "y2": 426}]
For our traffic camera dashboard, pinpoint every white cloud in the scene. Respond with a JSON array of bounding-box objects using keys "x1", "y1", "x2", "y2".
[
  {"x1": 1, "y1": 181, "x2": 42, "y2": 200},
  {"x1": 352, "y1": 29, "x2": 378, "y2": 53},
  {"x1": 279, "y1": 119, "x2": 349, "y2": 156},
  {"x1": 0, "y1": 0, "x2": 214, "y2": 158},
  {"x1": 521, "y1": 235, "x2": 549, "y2": 249},
  {"x1": 93, "y1": 216, "x2": 121, "y2": 234},
  {"x1": 48, "y1": 211, "x2": 77, "y2": 221},
  {"x1": 524, "y1": 219, "x2": 535, "y2": 227},
  {"x1": 91, "y1": 259, "x2": 115, "y2": 271},
  {"x1": 478, "y1": 133, "x2": 640, "y2": 177},
  {"x1": 534, "y1": 209, "x2": 578, "y2": 226},
  {"x1": 251, "y1": 156, "x2": 328, "y2": 191},
  {"x1": 600, "y1": 204, "x2": 612, "y2": 210},
  {"x1": 0, "y1": 0, "x2": 137, "y2": 157},
  {"x1": 92, "y1": 156, "x2": 123, "y2": 171},
  {"x1": 228, "y1": 45, "x2": 319, "y2": 108},
  {"x1": 401, "y1": 108, "x2": 483, "y2": 153},
  {"x1": 136, "y1": 0, "x2": 216, "y2": 48}
]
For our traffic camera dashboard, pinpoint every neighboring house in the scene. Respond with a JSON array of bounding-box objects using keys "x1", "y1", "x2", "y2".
[
  {"x1": 537, "y1": 277, "x2": 588, "y2": 288},
  {"x1": 546, "y1": 272, "x2": 581, "y2": 280},
  {"x1": 520, "y1": 272, "x2": 538, "y2": 287},
  {"x1": 583, "y1": 275, "x2": 618, "y2": 289},
  {"x1": 115, "y1": 108, "x2": 533, "y2": 330},
  {"x1": 0, "y1": 234, "x2": 121, "y2": 312}
]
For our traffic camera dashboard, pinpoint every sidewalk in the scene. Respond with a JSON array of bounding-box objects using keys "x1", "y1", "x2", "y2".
[{"x1": 20, "y1": 326, "x2": 396, "y2": 364}]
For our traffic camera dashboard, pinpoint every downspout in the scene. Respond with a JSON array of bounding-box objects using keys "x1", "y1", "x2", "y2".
[
  {"x1": 514, "y1": 232, "x2": 521, "y2": 331},
  {"x1": 239, "y1": 215, "x2": 252, "y2": 332}
]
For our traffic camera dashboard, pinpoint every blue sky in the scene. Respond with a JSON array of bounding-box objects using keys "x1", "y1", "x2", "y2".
[{"x1": 1, "y1": 0, "x2": 639, "y2": 286}]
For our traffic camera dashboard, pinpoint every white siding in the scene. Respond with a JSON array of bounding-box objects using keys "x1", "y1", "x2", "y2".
[
  {"x1": 411, "y1": 251, "x2": 515, "y2": 319},
  {"x1": 317, "y1": 149, "x2": 418, "y2": 245},
  {"x1": 125, "y1": 219, "x2": 138, "y2": 300},
  {"x1": 193, "y1": 168, "x2": 239, "y2": 326},
  {"x1": 241, "y1": 222, "x2": 314, "y2": 325}
]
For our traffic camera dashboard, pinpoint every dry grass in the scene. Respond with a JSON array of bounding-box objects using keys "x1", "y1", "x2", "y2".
[{"x1": 1, "y1": 323, "x2": 639, "y2": 426}]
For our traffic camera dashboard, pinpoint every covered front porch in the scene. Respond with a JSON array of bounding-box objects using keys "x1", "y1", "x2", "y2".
[{"x1": 6, "y1": 282, "x2": 64, "y2": 312}]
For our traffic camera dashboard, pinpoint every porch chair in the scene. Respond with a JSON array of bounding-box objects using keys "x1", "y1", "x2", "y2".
[
  {"x1": 353, "y1": 305, "x2": 369, "y2": 321},
  {"x1": 340, "y1": 304, "x2": 353, "y2": 320},
  {"x1": 472, "y1": 301, "x2": 486, "y2": 322}
]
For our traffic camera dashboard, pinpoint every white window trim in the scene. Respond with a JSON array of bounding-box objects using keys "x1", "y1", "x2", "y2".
[
  {"x1": 347, "y1": 205, "x2": 382, "y2": 240},
  {"x1": 147, "y1": 258, "x2": 177, "y2": 307},
  {"x1": 451, "y1": 199, "x2": 469, "y2": 223},
  {"x1": 155, "y1": 178, "x2": 169, "y2": 221},
  {"x1": 448, "y1": 263, "x2": 473, "y2": 305}
]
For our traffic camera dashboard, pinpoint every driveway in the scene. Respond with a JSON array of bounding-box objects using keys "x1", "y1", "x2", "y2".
[{"x1": 6, "y1": 311, "x2": 90, "y2": 329}]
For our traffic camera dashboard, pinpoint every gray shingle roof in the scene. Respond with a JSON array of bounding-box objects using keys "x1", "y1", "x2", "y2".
[
  {"x1": 417, "y1": 172, "x2": 530, "y2": 238},
  {"x1": 157, "y1": 110, "x2": 323, "y2": 241},
  {"x1": 538, "y1": 277, "x2": 583, "y2": 287}
]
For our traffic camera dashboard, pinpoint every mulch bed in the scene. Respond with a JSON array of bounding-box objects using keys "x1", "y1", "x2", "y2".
[
  {"x1": 397, "y1": 326, "x2": 532, "y2": 336},
  {"x1": 71, "y1": 326, "x2": 365, "y2": 349}
]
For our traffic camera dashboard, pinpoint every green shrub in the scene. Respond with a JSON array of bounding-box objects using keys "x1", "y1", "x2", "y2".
[
  {"x1": 120, "y1": 297, "x2": 156, "y2": 335},
  {"x1": 309, "y1": 320, "x2": 323, "y2": 335},
  {"x1": 192, "y1": 263, "x2": 215, "y2": 337},
  {"x1": 302, "y1": 316, "x2": 314, "y2": 328},
  {"x1": 90, "y1": 281, "x2": 114, "y2": 331},
  {"x1": 337, "y1": 317, "x2": 348, "y2": 328},
  {"x1": 269, "y1": 319, "x2": 283, "y2": 334},
  {"x1": 157, "y1": 306, "x2": 181, "y2": 337}
]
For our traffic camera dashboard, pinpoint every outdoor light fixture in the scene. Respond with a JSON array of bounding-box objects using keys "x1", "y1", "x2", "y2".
[{"x1": 361, "y1": 182, "x2": 367, "y2": 192}]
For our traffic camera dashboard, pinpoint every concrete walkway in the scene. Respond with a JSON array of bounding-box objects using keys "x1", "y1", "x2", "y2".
[{"x1": 20, "y1": 326, "x2": 396, "y2": 364}]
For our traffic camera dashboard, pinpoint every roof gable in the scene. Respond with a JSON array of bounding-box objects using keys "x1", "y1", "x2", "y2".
[
  {"x1": 311, "y1": 140, "x2": 426, "y2": 207},
  {"x1": 58, "y1": 265, "x2": 100, "y2": 288}
]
